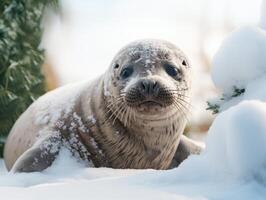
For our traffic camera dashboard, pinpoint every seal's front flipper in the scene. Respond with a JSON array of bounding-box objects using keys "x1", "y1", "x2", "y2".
[
  {"x1": 169, "y1": 135, "x2": 204, "y2": 168},
  {"x1": 11, "y1": 135, "x2": 61, "y2": 173}
]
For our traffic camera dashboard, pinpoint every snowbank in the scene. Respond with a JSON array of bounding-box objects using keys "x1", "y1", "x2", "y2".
[
  {"x1": 212, "y1": 26, "x2": 266, "y2": 93},
  {"x1": 205, "y1": 100, "x2": 266, "y2": 180},
  {"x1": 209, "y1": 24, "x2": 266, "y2": 112}
]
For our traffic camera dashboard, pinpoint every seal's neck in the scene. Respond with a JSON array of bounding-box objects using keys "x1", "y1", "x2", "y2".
[{"x1": 128, "y1": 113, "x2": 183, "y2": 146}]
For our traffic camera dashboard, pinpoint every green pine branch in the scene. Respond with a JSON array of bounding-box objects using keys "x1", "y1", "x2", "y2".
[
  {"x1": 0, "y1": 0, "x2": 59, "y2": 157},
  {"x1": 207, "y1": 86, "x2": 245, "y2": 114}
]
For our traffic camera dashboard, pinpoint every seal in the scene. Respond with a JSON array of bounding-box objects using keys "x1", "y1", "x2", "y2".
[{"x1": 4, "y1": 39, "x2": 202, "y2": 172}]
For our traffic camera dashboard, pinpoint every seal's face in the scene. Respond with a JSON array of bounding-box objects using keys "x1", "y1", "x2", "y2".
[{"x1": 106, "y1": 40, "x2": 191, "y2": 122}]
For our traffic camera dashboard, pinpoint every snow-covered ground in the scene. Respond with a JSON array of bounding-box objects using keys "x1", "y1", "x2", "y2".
[
  {"x1": 1, "y1": 0, "x2": 266, "y2": 199},
  {"x1": 1, "y1": 138, "x2": 266, "y2": 200}
]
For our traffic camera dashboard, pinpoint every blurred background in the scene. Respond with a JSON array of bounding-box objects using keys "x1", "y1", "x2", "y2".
[
  {"x1": 0, "y1": 0, "x2": 262, "y2": 156},
  {"x1": 42, "y1": 0, "x2": 262, "y2": 141}
]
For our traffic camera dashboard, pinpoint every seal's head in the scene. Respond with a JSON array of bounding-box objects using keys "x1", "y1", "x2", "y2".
[{"x1": 104, "y1": 39, "x2": 191, "y2": 125}]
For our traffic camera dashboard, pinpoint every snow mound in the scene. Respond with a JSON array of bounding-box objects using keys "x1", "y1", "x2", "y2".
[
  {"x1": 206, "y1": 100, "x2": 266, "y2": 180},
  {"x1": 212, "y1": 26, "x2": 266, "y2": 93}
]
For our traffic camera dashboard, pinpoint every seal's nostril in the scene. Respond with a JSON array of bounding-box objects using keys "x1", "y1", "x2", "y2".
[
  {"x1": 140, "y1": 80, "x2": 148, "y2": 93},
  {"x1": 142, "y1": 81, "x2": 146, "y2": 90},
  {"x1": 152, "y1": 81, "x2": 158, "y2": 90},
  {"x1": 139, "y1": 80, "x2": 159, "y2": 96},
  {"x1": 153, "y1": 81, "x2": 160, "y2": 95}
]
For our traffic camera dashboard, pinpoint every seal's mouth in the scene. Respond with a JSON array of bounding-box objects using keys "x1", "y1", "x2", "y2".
[
  {"x1": 136, "y1": 100, "x2": 166, "y2": 114},
  {"x1": 125, "y1": 88, "x2": 174, "y2": 112},
  {"x1": 138, "y1": 100, "x2": 163, "y2": 107}
]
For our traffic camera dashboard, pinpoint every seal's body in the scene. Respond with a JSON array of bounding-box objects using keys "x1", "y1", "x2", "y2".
[{"x1": 4, "y1": 39, "x2": 202, "y2": 172}]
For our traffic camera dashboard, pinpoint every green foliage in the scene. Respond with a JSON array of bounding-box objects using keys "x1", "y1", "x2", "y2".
[
  {"x1": 0, "y1": 0, "x2": 58, "y2": 157},
  {"x1": 206, "y1": 101, "x2": 220, "y2": 114},
  {"x1": 231, "y1": 86, "x2": 245, "y2": 97},
  {"x1": 207, "y1": 86, "x2": 245, "y2": 114}
]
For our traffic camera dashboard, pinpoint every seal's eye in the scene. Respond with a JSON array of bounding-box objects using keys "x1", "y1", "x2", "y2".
[
  {"x1": 164, "y1": 64, "x2": 179, "y2": 77},
  {"x1": 120, "y1": 66, "x2": 134, "y2": 79}
]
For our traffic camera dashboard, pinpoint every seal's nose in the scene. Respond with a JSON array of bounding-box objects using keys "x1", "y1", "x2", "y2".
[{"x1": 138, "y1": 79, "x2": 160, "y2": 97}]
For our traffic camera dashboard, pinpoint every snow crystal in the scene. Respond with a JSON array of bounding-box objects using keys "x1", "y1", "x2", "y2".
[
  {"x1": 87, "y1": 115, "x2": 96, "y2": 124},
  {"x1": 73, "y1": 112, "x2": 89, "y2": 132},
  {"x1": 62, "y1": 132, "x2": 94, "y2": 167},
  {"x1": 40, "y1": 138, "x2": 61, "y2": 154},
  {"x1": 90, "y1": 138, "x2": 104, "y2": 156}
]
